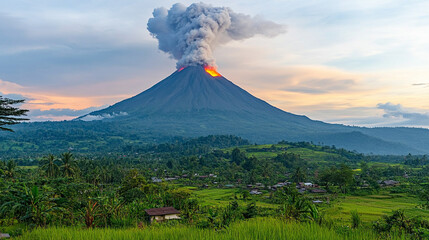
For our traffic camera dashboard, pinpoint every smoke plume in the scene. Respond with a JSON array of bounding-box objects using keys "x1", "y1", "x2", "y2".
[{"x1": 147, "y1": 3, "x2": 286, "y2": 68}]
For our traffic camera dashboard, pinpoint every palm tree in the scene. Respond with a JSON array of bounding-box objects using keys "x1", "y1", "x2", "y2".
[
  {"x1": 40, "y1": 154, "x2": 60, "y2": 178},
  {"x1": 60, "y1": 152, "x2": 78, "y2": 178}
]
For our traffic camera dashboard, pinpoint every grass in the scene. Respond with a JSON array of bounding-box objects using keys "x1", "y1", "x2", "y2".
[
  {"x1": 232, "y1": 144, "x2": 348, "y2": 164},
  {"x1": 18, "y1": 166, "x2": 38, "y2": 170},
  {"x1": 191, "y1": 188, "x2": 278, "y2": 208},
  {"x1": 14, "y1": 217, "x2": 407, "y2": 240},
  {"x1": 325, "y1": 194, "x2": 429, "y2": 223},
  {"x1": 190, "y1": 187, "x2": 429, "y2": 224},
  {"x1": 191, "y1": 187, "x2": 429, "y2": 225}
]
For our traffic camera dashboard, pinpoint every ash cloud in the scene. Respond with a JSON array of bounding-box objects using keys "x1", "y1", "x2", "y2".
[{"x1": 147, "y1": 2, "x2": 286, "y2": 68}]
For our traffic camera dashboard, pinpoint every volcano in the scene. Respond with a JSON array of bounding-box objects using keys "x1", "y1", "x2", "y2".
[
  {"x1": 86, "y1": 66, "x2": 313, "y2": 121},
  {"x1": 80, "y1": 66, "x2": 429, "y2": 154}
]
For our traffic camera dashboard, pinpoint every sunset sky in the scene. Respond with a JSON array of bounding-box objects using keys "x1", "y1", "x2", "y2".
[{"x1": 1, "y1": 0, "x2": 429, "y2": 128}]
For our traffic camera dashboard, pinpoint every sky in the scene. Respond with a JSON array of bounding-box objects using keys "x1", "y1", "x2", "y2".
[{"x1": 1, "y1": 0, "x2": 429, "y2": 128}]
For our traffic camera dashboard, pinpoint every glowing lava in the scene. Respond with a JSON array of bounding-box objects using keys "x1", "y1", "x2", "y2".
[
  {"x1": 204, "y1": 66, "x2": 221, "y2": 77},
  {"x1": 178, "y1": 67, "x2": 185, "y2": 72}
]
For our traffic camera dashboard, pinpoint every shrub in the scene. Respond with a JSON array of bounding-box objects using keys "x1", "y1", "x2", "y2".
[{"x1": 350, "y1": 210, "x2": 360, "y2": 229}]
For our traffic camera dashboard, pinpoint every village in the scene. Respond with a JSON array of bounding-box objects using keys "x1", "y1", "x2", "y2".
[{"x1": 147, "y1": 172, "x2": 401, "y2": 213}]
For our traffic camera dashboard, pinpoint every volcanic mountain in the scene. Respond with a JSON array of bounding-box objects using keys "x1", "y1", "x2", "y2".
[{"x1": 79, "y1": 65, "x2": 429, "y2": 154}]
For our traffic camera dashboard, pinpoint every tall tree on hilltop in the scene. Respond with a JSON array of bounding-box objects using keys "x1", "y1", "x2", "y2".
[{"x1": 0, "y1": 96, "x2": 29, "y2": 132}]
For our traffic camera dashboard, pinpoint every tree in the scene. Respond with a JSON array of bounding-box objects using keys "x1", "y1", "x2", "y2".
[
  {"x1": 337, "y1": 164, "x2": 354, "y2": 193},
  {"x1": 242, "y1": 190, "x2": 250, "y2": 200},
  {"x1": 181, "y1": 198, "x2": 199, "y2": 223},
  {"x1": 60, "y1": 152, "x2": 78, "y2": 178},
  {"x1": 0, "y1": 185, "x2": 58, "y2": 226},
  {"x1": 351, "y1": 210, "x2": 361, "y2": 228},
  {"x1": 231, "y1": 148, "x2": 246, "y2": 165},
  {"x1": 119, "y1": 169, "x2": 148, "y2": 203},
  {"x1": 4, "y1": 160, "x2": 17, "y2": 179},
  {"x1": 292, "y1": 167, "x2": 306, "y2": 184},
  {"x1": 242, "y1": 156, "x2": 257, "y2": 171},
  {"x1": 166, "y1": 160, "x2": 173, "y2": 169},
  {"x1": 40, "y1": 154, "x2": 60, "y2": 178},
  {"x1": 0, "y1": 96, "x2": 29, "y2": 132},
  {"x1": 243, "y1": 202, "x2": 257, "y2": 219},
  {"x1": 319, "y1": 164, "x2": 354, "y2": 193}
]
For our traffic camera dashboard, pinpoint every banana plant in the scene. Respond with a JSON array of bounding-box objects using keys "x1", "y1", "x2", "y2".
[{"x1": 0, "y1": 184, "x2": 59, "y2": 226}]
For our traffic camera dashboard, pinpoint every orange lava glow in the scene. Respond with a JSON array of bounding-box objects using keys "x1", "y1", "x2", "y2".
[
  {"x1": 204, "y1": 66, "x2": 221, "y2": 77},
  {"x1": 178, "y1": 67, "x2": 185, "y2": 72}
]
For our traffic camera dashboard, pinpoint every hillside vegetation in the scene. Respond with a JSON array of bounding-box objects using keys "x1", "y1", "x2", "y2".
[{"x1": 1, "y1": 136, "x2": 428, "y2": 239}]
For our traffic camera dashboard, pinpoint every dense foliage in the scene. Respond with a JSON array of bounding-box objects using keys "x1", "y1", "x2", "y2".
[{"x1": 1, "y1": 137, "x2": 428, "y2": 239}]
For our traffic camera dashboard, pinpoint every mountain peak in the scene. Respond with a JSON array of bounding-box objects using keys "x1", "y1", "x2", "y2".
[
  {"x1": 178, "y1": 65, "x2": 221, "y2": 77},
  {"x1": 85, "y1": 66, "x2": 291, "y2": 116}
]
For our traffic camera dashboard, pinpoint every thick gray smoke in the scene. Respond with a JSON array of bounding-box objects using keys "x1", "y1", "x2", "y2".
[{"x1": 147, "y1": 3, "x2": 286, "y2": 68}]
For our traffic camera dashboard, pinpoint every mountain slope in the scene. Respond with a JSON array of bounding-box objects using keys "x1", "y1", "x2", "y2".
[
  {"x1": 88, "y1": 66, "x2": 308, "y2": 118},
  {"x1": 77, "y1": 66, "x2": 427, "y2": 154}
]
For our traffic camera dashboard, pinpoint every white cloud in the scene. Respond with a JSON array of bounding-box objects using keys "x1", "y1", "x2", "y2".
[{"x1": 79, "y1": 112, "x2": 128, "y2": 121}]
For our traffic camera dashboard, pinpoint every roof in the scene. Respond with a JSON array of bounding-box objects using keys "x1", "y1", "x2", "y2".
[
  {"x1": 145, "y1": 207, "x2": 180, "y2": 216},
  {"x1": 0, "y1": 233, "x2": 10, "y2": 238},
  {"x1": 311, "y1": 189, "x2": 327, "y2": 193},
  {"x1": 383, "y1": 180, "x2": 399, "y2": 185}
]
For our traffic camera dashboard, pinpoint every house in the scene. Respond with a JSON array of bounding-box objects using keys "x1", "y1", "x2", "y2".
[
  {"x1": 151, "y1": 177, "x2": 162, "y2": 183},
  {"x1": 310, "y1": 189, "x2": 327, "y2": 194},
  {"x1": 313, "y1": 200, "x2": 323, "y2": 204},
  {"x1": 250, "y1": 189, "x2": 262, "y2": 195},
  {"x1": 145, "y1": 207, "x2": 181, "y2": 223},
  {"x1": 383, "y1": 180, "x2": 399, "y2": 186},
  {"x1": 164, "y1": 177, "x2": 177, "y2": 181},
  {"x1": 0, "y1": 232, "x2": 10, "y2": 239}
]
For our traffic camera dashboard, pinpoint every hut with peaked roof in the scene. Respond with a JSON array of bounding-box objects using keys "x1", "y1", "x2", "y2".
[{"x1": 145, "y1": 207, "x2": 181, "y2": 223}]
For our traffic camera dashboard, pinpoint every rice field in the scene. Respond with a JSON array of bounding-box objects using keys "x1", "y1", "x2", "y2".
[
  {"x1": 190, "y1": 188, "x2": 277, "y2": 208},
  {"x1": 326, "y1": 194, "x2": 429, "y2": 223},
  {"x1": 14, "y1": 218, "x2": 407, "y2": 240}
]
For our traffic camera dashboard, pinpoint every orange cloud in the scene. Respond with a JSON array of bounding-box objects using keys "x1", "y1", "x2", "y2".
[{"x1": 0, "y1": 78, "x2": 116, "y2": 112}]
